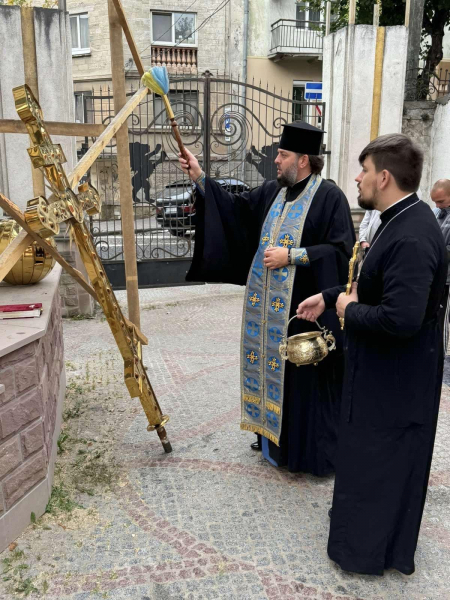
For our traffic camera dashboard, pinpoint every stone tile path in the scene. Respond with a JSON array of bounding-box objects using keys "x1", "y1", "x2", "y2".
[{"x1": 0, "y1": 284, "x2": 449, "y2": 599}]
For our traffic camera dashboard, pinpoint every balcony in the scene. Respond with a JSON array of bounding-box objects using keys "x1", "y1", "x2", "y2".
[
  {"x1": 151, "y1": 45, "x2": 198, "y2": 73},
  {"x1": 269, "y1": 20, "x2": 324, "y2": 60}
]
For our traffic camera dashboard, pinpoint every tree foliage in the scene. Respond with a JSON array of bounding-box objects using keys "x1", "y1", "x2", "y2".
[{"x1": 309, "y1": 0, "x2": 450, "y2": 74}]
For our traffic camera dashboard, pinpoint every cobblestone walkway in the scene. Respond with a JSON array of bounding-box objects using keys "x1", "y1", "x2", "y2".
[{"x1": 1, "y1": 284, "x2": 449, "y2": 599}]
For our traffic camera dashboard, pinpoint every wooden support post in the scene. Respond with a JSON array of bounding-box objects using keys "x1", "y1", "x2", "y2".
[
  {"x1": 20, "y1": 7, "x2": 45, "y2": 199},
  {"x1": 373, "y1": 4, "x2": 380, "y2": 27},
  {"x1": 349, "y1": 0, "x2": 357, "y2": 25},
  {"x1": 325, "y1": 2, "x2": 332, "y2": 36},
  {"x1": 110, "y1": 0, "x2": 145, "y2": 76},
  {"x1": 404, "y1": 0, "x2": 411, "y2": 27},
  {"x1": 108, "y1": 0, "x2": 141, "y2": 329}
]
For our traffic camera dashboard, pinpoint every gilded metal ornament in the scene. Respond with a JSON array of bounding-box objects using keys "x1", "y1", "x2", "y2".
[
  {"x1": 9, "y1": 84, "x2": 171, "y2": 453},
  {"x1": 279, "y1": 317, "x2": 336, "y2": 367},
  {"x1": 339, "y1": 241, "x2": 361, "y2": 330},
  {"x1": 0, "y1": 219, "x2": 56, "y2": 284}
]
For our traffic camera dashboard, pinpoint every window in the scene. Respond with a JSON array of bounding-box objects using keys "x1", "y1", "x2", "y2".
[
  {"x1": 293, "y1": 82, "x2": 322, "y2": 126},
  {"x1": 153, "y1": 91, "x2": 199, "y2": 126},
  {"x1": 292, "y1": 84, "x2": 305, "y2": 121},
  {"x1": 70, "y1": 13, "x2": 90, "y2": 55},
  {"x1": 296, "y1": 3, "x2": 321, "y2": 29},
  {"x1": 74, "y1": 92, "x2": 93, "y2": 123},
  {"x1": 151, "y1": 12, "x2": 196, "y2": 46}
]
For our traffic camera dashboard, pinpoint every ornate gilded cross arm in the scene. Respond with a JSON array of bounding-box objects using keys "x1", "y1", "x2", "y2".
[
  {"x1": 11, "y1": 84, "x2": 171, "y2": 453},
  {"x1": 339, "y1": 241, "x2": 360, "y2": 331}
]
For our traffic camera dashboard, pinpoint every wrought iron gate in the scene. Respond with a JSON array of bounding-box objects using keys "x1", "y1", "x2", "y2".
[{"x1": 80, "y1": 73, "x2": 325, "y2": 289}]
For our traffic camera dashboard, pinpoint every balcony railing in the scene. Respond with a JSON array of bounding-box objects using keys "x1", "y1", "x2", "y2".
[
  {"x1": 270, "y1": 19, "x2": 324, "y2": 57},
  {"x1": 404, "y1": 67, "x2": 450, "y2": 101},
  {"x1": 151, "y1": 45, "x2": 198, "y2": 70}
]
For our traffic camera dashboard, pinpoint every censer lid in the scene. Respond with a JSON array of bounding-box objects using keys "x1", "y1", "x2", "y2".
[{"x1": 287, "y1": 331, "x2": 322, "y2": 342}]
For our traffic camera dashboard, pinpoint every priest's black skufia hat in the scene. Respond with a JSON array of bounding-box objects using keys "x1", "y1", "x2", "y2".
[{"x1": 278, "y1": 121, "x2": 325, "y2": 156}]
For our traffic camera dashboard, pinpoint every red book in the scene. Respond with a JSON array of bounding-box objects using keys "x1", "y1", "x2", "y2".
[{"x1": 0, "y1": 303, "x2": 43, "y2": 319}]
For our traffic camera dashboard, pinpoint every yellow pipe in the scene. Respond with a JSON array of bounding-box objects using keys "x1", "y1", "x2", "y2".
[{"x1": 370, "y1": 27, "x2": 386, "y2": 141}]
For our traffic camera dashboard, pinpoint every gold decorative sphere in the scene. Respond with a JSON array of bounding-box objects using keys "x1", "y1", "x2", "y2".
[{"x1": 0, "y1": 219, "x2": 56, "y2": 285}]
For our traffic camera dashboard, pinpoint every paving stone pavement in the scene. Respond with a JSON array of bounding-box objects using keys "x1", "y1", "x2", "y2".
[{"x1": 1, "y1": 283, "x2": 450, "y2": 600}]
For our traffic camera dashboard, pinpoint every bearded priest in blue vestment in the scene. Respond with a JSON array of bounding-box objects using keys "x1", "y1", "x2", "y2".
[{"x1": 179, "y1": 122, "x2": 355, "y2": 476}]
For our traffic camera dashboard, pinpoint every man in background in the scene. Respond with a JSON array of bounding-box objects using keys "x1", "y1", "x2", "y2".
[{"x1": 431, "y1": 178, "x2": 450, "y2": 349}]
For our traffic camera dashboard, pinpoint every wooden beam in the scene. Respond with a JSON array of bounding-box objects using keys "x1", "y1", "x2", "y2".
[
  {"x1": 0, "y1": 230, "x2": 33, "y2": 283},
  {"x1": 0, "y1": 193, "x2": 149, "y2": 345},
  {"x1": 0, "y1": 193, "x2": 97, "y2": 299},
  {"x1": 349, "y1": 0, "x2": 357, "y2": 25},
  {"x1": 404, "y1": 0, "x2": 411, "y2": 26},
  {"x1": 373, "y1": 3, "x2": 380, "y2": 27},
  {"x1": 0, "y1": 119, "x2": 107, "y2": 137},
  {"x1": 21, "y1": 7, "x2": 45, "y2": 198},
  {"x1": 108, "y1": 0, "x2": 141, "y2": 329},
  {"x1": 66, "y1": 86, "x2": 148, "y2": 189},
  {"x1": 110, "y1": 0, "x2": 145, "y2": 76},
  {"x1": 325, "y1": 2, "x2": 332, "y2": 36},
  {"x1": 124, "y1": 317, "x2": 148, "y2": 345}
]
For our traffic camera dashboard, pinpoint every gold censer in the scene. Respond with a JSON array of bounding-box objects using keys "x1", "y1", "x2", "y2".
[{"x1": 279, "y1": 316, "x2": 336, "y2": 367}]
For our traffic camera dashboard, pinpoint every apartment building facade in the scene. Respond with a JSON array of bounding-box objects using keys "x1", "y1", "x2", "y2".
[{"x1": 67, "y1": 0, "x2": 324, "y2": 122}]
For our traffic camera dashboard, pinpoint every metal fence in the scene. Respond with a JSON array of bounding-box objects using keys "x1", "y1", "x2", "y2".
[
  {"x1": 77, "y1": 73, "x2": 325, "y2": 288},
  {"x1": 404, "y1": 67, "x2": 450, "y2": 102}
]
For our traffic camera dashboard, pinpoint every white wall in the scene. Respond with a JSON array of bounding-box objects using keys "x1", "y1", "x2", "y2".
[
  {"x1": 442, "y1": 28, "x2": 450, "y2": 60},
  {"x1": 323, "y1": 24, "x2": 408, "y2": 208},
  {"x1": 34, "y1": 9, "x2": 76, "y2": 176},
  {"x1": 430, "y1": 96, "x2": 450, "y2": 190},
  {"x1": 0, "y1": 6, "x2": 31, "y2": 207},
  {"x1": 0, "y1": 6, "x2": 76, "y2": 211}
]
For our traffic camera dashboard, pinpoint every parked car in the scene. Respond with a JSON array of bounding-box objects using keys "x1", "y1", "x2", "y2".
[{"x1": 155, "y1": 178, "x2": 250, "y2": 237}]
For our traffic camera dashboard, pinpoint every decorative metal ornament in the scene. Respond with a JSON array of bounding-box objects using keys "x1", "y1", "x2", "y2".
[
  {"x1": 6, "y1": 83, "x2": 171, "y2": 453},
  {"x1": 0, "y1": 219, "x2": 56, "y2": 285},
  {"x1": 279, "y1": 317, "x2": 336, "y2": 367},
  {"x1": 340, "y1": 241, "x2": 361, "y2": 330}
]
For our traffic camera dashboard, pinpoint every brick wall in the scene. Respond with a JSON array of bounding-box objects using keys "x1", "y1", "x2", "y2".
[
  {"x1": 68, "y1": 0, "x2": 243, "y2": 85},
  {"x1": 56, "y1": 235, "x2": 95, "y2": 317},
  {"x1": 0, "y1": 291, "x2": 64, "y2": 533}
]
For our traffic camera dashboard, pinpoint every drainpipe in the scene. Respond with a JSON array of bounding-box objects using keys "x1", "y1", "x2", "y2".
[
  {"x1": 242, "y1": 0, "x2": 249, "y2": 86},
  {"x1": 241, "y1": 0, "x2": 249, "y2": 179}
]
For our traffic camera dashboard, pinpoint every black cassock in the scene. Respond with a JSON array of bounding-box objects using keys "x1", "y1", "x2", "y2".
[
  {"x1": 187, "y1": 175, "x2": 355, "y2": 476},
  {"x1": 323, "y1": 194, "x2": 447, "y2": 575}
]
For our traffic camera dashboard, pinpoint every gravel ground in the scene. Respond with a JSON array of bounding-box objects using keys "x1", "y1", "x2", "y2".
[{"x1": 0, "y1": 283, "x2": 449, "y2": 600}]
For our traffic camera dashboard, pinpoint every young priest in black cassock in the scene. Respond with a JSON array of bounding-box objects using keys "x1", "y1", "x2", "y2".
[
  {"x1": 179, "y1": 122, "x2": 355, "y2": 476},
  {"x1": 298, "y1": 133, "x2": 447, "y2": 575}
]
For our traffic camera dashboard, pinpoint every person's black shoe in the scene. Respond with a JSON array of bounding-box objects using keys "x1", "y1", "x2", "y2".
[
  {"x1": 251, "y1": 440, "x2": 262, "y2": 451},
  {"x1": 328, "y1": 508, "x2": 332, "y2": 518}
]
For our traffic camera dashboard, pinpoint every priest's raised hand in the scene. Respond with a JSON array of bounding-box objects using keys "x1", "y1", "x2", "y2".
[{"x1": 178, "y1": 148, "x2": 202, "y2": 180}]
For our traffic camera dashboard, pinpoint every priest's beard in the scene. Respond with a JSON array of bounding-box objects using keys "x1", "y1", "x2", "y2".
[
  {"x1": 357, "y1": 183, "x2": 378, "y2": 210},
  {"x1": 277, "y1": 163, "x2": 298, "y2": 188}
]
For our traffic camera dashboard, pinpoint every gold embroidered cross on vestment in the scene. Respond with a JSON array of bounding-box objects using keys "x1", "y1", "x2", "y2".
[{"x1": 271, "y1": 298, "x2": 285, "y2": 312}]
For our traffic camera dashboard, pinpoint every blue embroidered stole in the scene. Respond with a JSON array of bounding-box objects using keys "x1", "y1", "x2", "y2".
[{"x1": 240, "y1": 175, "x2": 322, "y2": 445}]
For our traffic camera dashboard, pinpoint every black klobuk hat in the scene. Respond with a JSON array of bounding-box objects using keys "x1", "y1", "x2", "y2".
[{"x1": 278, "y1": 121, "x2": 325, "y2": 155}]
